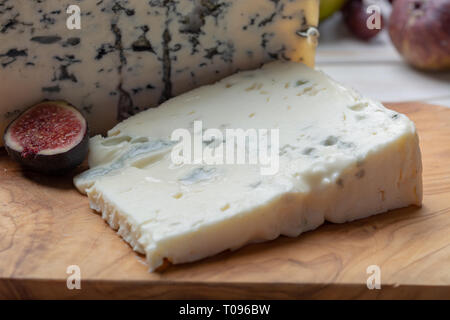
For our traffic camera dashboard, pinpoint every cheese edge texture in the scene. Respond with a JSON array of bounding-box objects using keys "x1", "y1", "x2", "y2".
[{"x1": 84, "y1": 129, "x2": 422, "y2": 271}]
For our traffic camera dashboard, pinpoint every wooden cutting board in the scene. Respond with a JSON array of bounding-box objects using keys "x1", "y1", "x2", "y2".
[{"x1": 0, "y1": 102, "x2": 449, "y2": 300}]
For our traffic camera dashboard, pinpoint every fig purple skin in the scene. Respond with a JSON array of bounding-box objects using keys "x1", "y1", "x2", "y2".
[
  {"x1": 3, "y1": 101, "x2": 89, "y2": 174},
  {"x1": 389, "y1": 0, "x2": 450, "y2": 71},
  {"x1": 342, "y1": 0, "x2": 384, "y2": 41}
]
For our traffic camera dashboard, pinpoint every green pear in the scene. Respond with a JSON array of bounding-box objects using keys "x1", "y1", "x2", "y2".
[{"x1": 320, "y1": 0, "x2": 348, "y2": 21}]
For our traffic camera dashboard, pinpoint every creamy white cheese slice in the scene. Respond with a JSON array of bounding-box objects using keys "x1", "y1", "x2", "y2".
[{"x1": 74, "y1": 61, "x2": 422, "y2": 271}]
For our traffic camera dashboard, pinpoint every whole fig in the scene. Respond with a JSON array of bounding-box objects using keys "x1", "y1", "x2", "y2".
[
  {"x1": 342, "y1": 0, "x2": 384, "y2": 41},
  {"x1": 389, "y1": 0, "x2": 450, "y2": 71}
]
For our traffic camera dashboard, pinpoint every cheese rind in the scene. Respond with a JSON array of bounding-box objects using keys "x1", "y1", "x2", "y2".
[
  {"x1": 0, "y1": 0, "x2": 318, "y2": 144},
  {"x1": 74, "y1": 61, "x2": 422, "y2": 271}
]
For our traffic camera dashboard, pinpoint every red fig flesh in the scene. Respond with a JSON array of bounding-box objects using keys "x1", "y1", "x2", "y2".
[
  {"x1": 389, "y1": 0, "x2": 450, "y2": 71},
  {"x1": 4, "y1": 101, "x2": 88, "y2": 173}
]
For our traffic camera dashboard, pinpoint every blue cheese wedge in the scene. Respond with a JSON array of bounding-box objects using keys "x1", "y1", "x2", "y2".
[
  {"x1": 74, "y1": 61, "x2": 422, "y2": 271},
  {"x1": 0, "y1": 0, "x2": 318, "y2": 144}
]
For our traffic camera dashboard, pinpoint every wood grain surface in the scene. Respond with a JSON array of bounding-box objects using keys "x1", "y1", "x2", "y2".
[{"x1": 0, "y1": 102, "x2": 449, "y2": 299}]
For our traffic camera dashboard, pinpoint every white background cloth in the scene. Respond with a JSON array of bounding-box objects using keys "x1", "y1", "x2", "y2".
[{"x1": 316, "y1": 12, "x2": 450, "y2": 107}]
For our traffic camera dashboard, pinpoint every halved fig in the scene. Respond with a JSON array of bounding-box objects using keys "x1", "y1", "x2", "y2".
[{"x1": 3, "y1": 101, "x2": 89, "y2": 174}]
